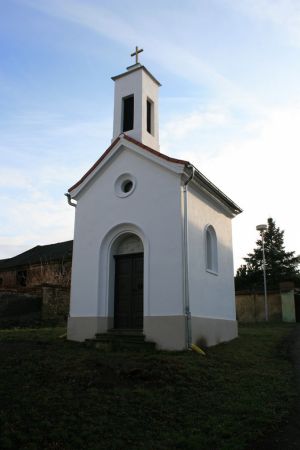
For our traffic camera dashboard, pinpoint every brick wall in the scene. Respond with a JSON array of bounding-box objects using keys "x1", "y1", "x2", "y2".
[
  {"x1": 0, "y1": 262, "x2": 71, "y2": 289},
  {"x1": 42, "y1": 285, "x2": 70, "y2": 323},
  {"x1": 0, "y1": 291, "x2": 42, "y2": 327},
  {"x1": 0, "y1": 284, "x2": 70, "y2": 327}
]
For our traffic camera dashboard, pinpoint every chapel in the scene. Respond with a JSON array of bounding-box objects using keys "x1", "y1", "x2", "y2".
[{"x1": 66, "y1": 49, "x2": 242, "y2": 350}]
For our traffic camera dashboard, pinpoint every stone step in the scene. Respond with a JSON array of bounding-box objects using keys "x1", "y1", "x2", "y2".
[
  {"x1": 95, "y1": 333, "x2": 145, "y2": 342},
  {"x1": 107, "y1": 328, "x2": 144, "y2": 336},
  {"x1": 85, "y1": 340, "x2": 156, "y2": 352},
  {"x1": 87, "y1": 336, "x2": 150, "y2": 343},
  {"x1": 86, "y1": 332, "x2": 156, "y2": 352}
]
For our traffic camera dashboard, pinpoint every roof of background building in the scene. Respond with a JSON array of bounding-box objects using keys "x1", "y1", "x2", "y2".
[{"x1": 0, "y1": 240, "x2": 73, "y2": 271}]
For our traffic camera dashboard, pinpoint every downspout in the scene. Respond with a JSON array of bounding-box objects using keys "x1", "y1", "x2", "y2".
[
  {"x1": 183, "y1": 165, "x2": 195, "y2": 350},
  {"x1": 64, "y1": 193, "x2": 77, "y2": 208},
  {"x1": 64, "y1": 193, "x2": 76, "y2": 325}
]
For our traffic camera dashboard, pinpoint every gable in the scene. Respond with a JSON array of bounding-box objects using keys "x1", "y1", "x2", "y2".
[
  {"x1": 68, "y1": 134, "x2": 242, "y2": 216},
  {"x1": 68, "y1": 134, "x2": 187, "y2": 198},
  {"x1": 71, "y1": 144, "x2": 184, "y2": 210}
]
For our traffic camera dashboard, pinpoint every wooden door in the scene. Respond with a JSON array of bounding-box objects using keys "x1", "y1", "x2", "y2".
[{"x1": 114, "y1": 253, "x2": 143, "y2": 329}]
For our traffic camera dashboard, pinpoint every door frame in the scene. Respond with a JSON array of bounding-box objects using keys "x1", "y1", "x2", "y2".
[{"x1": 97, "y1": 224, "x2": 149, "y2": 324}]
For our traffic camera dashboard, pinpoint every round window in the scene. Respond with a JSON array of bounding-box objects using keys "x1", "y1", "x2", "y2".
[
  {"x1": 122, "y1": 180, "x2": 133, "y2": 193},
  {"x1": 115, "y1": 173, "x2": 136, "y2": 198}
]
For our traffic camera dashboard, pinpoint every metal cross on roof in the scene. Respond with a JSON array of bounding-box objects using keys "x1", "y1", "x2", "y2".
[{"x1": 131, "y1": 46, "x2": 143, "y2": 64}]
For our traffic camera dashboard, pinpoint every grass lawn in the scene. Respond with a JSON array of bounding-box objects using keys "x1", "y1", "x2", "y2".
[{"x1": 0, "y1": 324, "x2": 296, "y2": 450}]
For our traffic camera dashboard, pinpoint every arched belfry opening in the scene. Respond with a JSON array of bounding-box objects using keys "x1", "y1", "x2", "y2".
[{"x1": 112, "y1": 233, "x2": 144, "y2": 329}]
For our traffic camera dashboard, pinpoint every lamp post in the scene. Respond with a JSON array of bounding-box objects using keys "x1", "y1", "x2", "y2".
[{"x1": 256, "y1": 224, "x2": 268, "y2": 321}]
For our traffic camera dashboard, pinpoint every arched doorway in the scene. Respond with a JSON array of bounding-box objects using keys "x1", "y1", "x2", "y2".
[{"x1": 113, "y1": 233, "x2": 144, "y2": 329}]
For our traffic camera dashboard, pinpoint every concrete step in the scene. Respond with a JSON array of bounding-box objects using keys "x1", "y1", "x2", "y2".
[
  {"x1": 86, "y1": 331, "x2": 156, "y2": 352},
  {"x1": 107, "y1": 328, "x2": 144, "y2": 336},
  {"x1": 95, "y1": 333, "x2": 145, "y2": 343}
]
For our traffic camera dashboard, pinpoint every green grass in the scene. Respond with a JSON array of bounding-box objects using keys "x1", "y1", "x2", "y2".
[{"x1": 0, "y1": 324, "x2": 296, "y2": 450}]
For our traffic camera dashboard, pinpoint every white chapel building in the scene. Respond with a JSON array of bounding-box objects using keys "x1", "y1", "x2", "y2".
[{"x1": 67, "y1": 51, "x2": 242, "y2": 350}]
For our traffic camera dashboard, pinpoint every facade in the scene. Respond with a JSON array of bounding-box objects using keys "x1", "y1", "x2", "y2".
[{"x1": 67, "y1": 58, "x2": 242, "y2": 350}]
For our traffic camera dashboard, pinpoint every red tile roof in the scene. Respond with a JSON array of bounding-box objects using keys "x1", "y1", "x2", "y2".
[{"x1": 68, "y1": 134, "x2": 189, "y2": 192}]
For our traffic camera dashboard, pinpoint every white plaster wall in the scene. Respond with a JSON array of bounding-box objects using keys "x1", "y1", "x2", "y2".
[
  {"x1": 70, "y1": 146, "x2": 183, "y2": 319},
  {"x1": 141, "y1": 70, "x2": 159, "y2": 150},
  {"x1": 112, "y1": 69, "x2": 142, "y2": 142},
  {"x1": 112, "y1": 68, "x2": 159, "y2": 150},
  {"x1": 187, "y1": 185, "x2": 236, "y2": 320}
]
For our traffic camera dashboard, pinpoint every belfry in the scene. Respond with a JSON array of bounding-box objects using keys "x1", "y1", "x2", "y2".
[{"x1": 111, "y1": 48, "x2": 160, "y2": 151}]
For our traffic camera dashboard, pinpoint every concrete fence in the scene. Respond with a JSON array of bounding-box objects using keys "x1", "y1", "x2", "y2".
[{"x1": 236, "y1": 282, "x2": 299, "y2": 323}]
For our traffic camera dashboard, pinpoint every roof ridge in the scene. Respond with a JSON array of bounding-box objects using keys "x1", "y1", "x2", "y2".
[
  {"x1": 122, "y1": 134, "x2": 189, "y2": 165},
  {"x1": 0, "y1": 240, "x2": 74, "y2": 270},
  {"x1": 66, "y1": 135, "x2": 241, "y2": 215},
  {"x1": 68, "y1": 135, "x2": 188, "y2": 193}
]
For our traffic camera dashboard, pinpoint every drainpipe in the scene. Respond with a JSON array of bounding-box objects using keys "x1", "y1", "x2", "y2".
[
  {"x1": 183, "y1": 165, "x2": 195, "y2": 350},
  {"x1": 64, "y1": 193, "x2": 77, "y2": 208}
]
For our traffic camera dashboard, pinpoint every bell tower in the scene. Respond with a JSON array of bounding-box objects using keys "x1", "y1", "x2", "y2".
[{"x1": 111, "y1": 47, "x2": 161, "y2": 151}]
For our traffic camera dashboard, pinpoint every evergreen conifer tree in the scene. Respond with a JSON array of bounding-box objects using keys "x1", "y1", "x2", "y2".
[{"x1": 235, "y1": 218, "x2": 300, "y2": 290}]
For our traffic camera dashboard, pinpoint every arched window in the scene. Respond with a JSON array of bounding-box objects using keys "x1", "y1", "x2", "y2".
[{"x1": 205, "y1": 225, "x2": 218, "y2": 274}]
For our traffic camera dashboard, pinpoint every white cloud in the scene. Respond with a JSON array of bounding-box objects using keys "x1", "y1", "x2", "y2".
[
  {"x1": 0, "y1": 194, "x2": 74, "y2": 259},
  {"x1": 159, "y1": 105, "x2": 236, "y2": 165},
  {"x1": 0, "y1": 245, "x2": 29, "y2": 260},
  {"x1": 194, "y1": 103, "x2": 300, "y2": 269},
  {"x1": 22, "y1": 0, "x2": 247, "y2": 103},
  {"x1": 0, "y1": 162, "x2": 77, "y2": 259},
  {"x1": 0, "y1": 106, "x2": 113, "y2": 259},
  {"x1": 22, "y1": 0, "x2": 137, "y2": 44},
  {"x1": 227, "y1": 0, "x2": 300, "y2": 47},
  {"x1": 161, "y1": 106, "x2": 230, "y2": 141},
  {"x1": 159, "y1": 100, "x2": 300, "y2": 270},
  {"x1": 0, "y1": 168, "x2": 33, "y2": 190}
]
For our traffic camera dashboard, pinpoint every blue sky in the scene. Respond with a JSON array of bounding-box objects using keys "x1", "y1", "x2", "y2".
[{"x1": 1, "y1": 0, "x2": 300, "y2": 269}]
